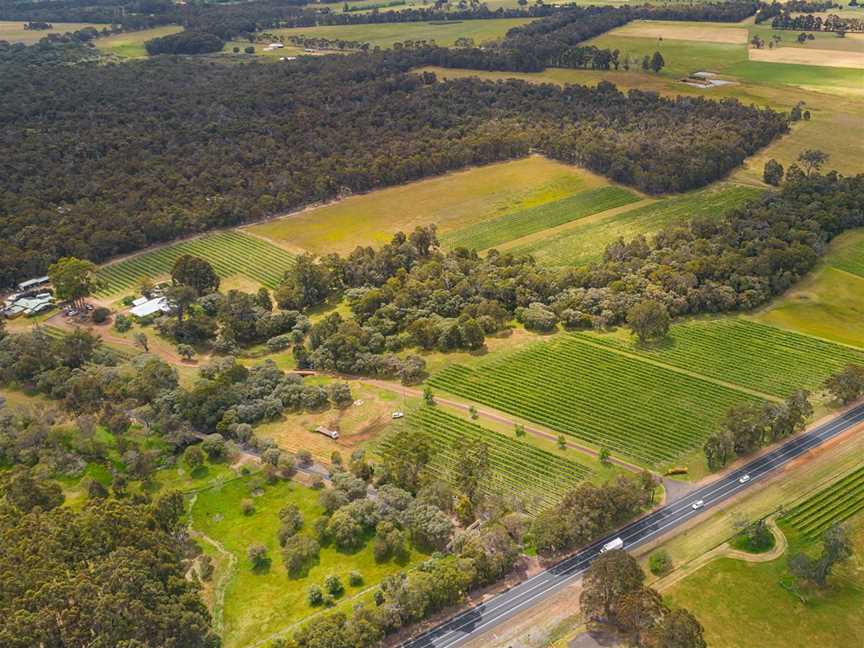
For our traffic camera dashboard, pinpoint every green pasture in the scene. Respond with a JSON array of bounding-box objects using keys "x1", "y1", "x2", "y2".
[
  {"x1": 441, "y1": 185, "x2": 640, "y2": 252},
  {"x1": 190, "y1": 476, "x2": 429, "y2": 648},
  {"x1": 0, "y1": 20, "x2": 105, "y2": 44},
  {"x1": 504, "y1": 183, "x2": 761, "y2": 267},
  {"x1": 427, "y1": 335, "x2": 761, "y2": 466},
  {"x1": 96, "y1": 25, "x2": 183, "y2": 58},
  {"x1": 274, "y1": 17, "x2": 533, "y2": 49},
  {"x1": 580, "y1": 318, "x2": 864, "y2": 399}
]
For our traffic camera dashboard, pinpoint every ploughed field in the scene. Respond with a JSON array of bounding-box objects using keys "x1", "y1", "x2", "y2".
[
  {"x1": 382, "y1": 406, "x2": 594, "y2": 515},
  {"x1": 96, "y1": 231, "x2": 295, "y2": 296}
]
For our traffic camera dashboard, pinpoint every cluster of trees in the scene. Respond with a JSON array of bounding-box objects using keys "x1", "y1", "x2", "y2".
[
  {"x1": 145, "y1": 30, "x2": 225, "y2": 55},
  {"x1": 0, "y1": 38, "x2": 99, "y2": 65},
  {"x1": 770, "y1": 12, "x2": 863, "y2": 33},
  {"x1": 823, "y1": 364, "x2": 864, "y2": 404},
  {"x1": 789, "y1": 522, "x2": 854, "y2": 587},
  {"x1": 286, "y1": 34, "x2": 370, "y2": 51},
  {"x1": 0, "y1": 493, "x2": 219, "y2": 647},
  {"x1": 0, "y1": 49, "x2": 788, "y2": 286},
  {"x1": 0, "y1": 0, "x2": 179, "y2": 29},
  {"x1": 581, "y1": 550, "x2": 706, "y2": 647},
  {"x1": 756, "y1": 0, "x2": 839, "y2": 23},
  {"x1": 703, "y1": 391, "x2": 812, "y2": 470}
]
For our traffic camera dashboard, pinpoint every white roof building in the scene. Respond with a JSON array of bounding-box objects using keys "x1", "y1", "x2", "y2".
[
  {"x1": 17, "y1": 276, "x2": 49, "y2": 291},
  {"x1": 132, "y1": 296, "x2": 149, "y2": 307},
  {"x1": 130, "y1": 297, "x2": 169, "y2": 318}
]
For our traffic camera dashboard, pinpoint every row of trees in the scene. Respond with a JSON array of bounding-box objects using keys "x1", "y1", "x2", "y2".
[
  {"x1": 755, "y1": 0, "x2": 839, "y2": 23},
  {"x1": 770, "y1": 12, "x2": 864, "y2": 33}
]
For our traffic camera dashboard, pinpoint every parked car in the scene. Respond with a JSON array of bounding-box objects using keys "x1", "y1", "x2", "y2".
[{"x1": 391, "y1": 411, "x2": 404, "y2": 419}]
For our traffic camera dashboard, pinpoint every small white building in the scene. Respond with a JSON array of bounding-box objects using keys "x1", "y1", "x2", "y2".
[
  {"x1": 130, "y1": 297, "x2": 169, "y2": 318},
  {"x1": 17, "y1": 276, "x2": 49, "y2": 291},
  {"x1": 132, "y1": 296, "x2": 149, "y2": 307}
]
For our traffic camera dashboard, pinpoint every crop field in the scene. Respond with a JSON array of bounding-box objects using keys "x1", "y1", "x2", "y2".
[
  {"x1": 387, "y1": 406, "x2": 593, "y2": 514},
  {"x1": 247, "y1": 156, "x2": 604, "y2": 255},
  {"x1": 0, "y1": 21, "x2": 104, "y2": 44},
  {"x1": 504, "y1": 184, "x2": 761, "y2": 267},
  {"x1": 440, "y1": 185, "x2": 640, "y2": 252},
  {"x1": 783, "y1": 464, "x2": 864, "y2": 541},
  {"x1": 609, "y1": 20, "x2": 748, "y2": 45},
  {"x1": 96, "y1": 26, "x2": 183, "y2": 58},
  {"x1": 274, "y1": 18, "x2": 533, "y2": 49},
  {"x1": 749, "y1": 46, "x2": 864, "y2": 70},
  {"x1": 756, "y1": 230, "x2": 864, "y2": 349},
  {"x1": 96, "y1": 231, "x2": 294, "y2": 296},
  {"x1": 580, "y1": 319, "x2": 864, "y2": 399},
  {"x1": 428, "y1": 336, "x2": 760, "y2": 465}
]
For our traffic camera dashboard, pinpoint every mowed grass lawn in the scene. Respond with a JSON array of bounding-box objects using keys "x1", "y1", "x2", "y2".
[
  {"x1": 273, "y1": 18, "x2": 533, "y2": 49},
  {"x1": 0, "y1": 20, "x2": 105, "y2": 44},
  {"x1": 664, "y1": 511, "x2": 864, "y2": 648},
  {"x1": 247, "y1": 156, "x2": 605, "y2": 255},
  {"x1": 191, "y1": 477, "x2": 429, "y2": 648},
  {"x1": 96, "y1": 25, "x2": 183, "y2": 58},
  {"x1": 427, "y1": 335, "x2": 761, "y2": 466},
  {"x1": 503, "y1": 184, "x2": 761, "y2": 267},
  {"x1": 580, "y1": 318, "x2": 864, "y2": 399},
  {"x1": 756, "y1": 229, "x2": 864, "y2": 349}
]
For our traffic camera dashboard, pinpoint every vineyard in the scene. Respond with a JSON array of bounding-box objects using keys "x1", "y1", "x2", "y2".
[
  {"x1": 427, "y1": 336, "x2": 760, "y2": 465},
  {"x1": 96, "y1": 231, "x2": 295, "y2": 296},
  {"x1": 581, "y1": 319, "x2": 864, "y2": 399},
  {"x1": 39, "y1": 325, "x2": 139, "y2": 361},
  {"x1": 383, "y1": 406, "x2": 593, "y2": 514},
  {"x1": 782, "y1": 464, "x2": 864, "y2": 540},
  {"x1": 440, "y1": 186, "x2": 639, "y2": 252}
]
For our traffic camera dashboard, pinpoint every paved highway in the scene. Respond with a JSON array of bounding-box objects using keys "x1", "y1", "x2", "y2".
[{"x1": 402, "y1": 403, "x2": 864, "y2": 648}]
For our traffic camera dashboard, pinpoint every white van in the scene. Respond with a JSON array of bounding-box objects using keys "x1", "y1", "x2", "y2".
[{"x1": 600, "y1": 537, "x2": 624, "y2": 553}]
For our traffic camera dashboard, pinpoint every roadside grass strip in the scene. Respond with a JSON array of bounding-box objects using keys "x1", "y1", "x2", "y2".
[
  {"x1": 782, "y1": 464, "x2": 864, "y2": 540},
  {"x1": 440, "y1": 186, "x2": 640, "y2": 252},
  {"x1": 96, "y1": 231, "x2": 295, "y2": 295},
  {"x1": 427, "y1": 336, "x2": 761, "y2": 466},
  {"x1": 580, "y1": 319, "x2": 864, "y2": 399},
  {"x1": 384, "y1": 406, "x2": 592, "y2": 515}
]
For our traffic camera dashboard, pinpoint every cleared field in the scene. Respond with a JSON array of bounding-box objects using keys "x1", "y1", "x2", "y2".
[
  {"x1": 783, "y1": 464, "x2": 864, "y2": 540},
  {"x1": 609, "y1": 20, "x2": 748, "y2": 44},
  {"x1": 0, "y1": 20, "x2": 103, "y2": 44},
  {"x1": 273, "y1": 18, "x2": 533, "y2": 49},
  {"x1": 96, "y1": 25, "x2": 183, "y2": 58},
  {"x1": 756, "y1": 230, "x2": 864, "y2": 349},
  {"x1": 191, "y1": 477, "x2": 428, "y2": 648},
  {"x1": 247, "y1": 156, "x2": 603, "y2": 255},
  {"x1": 581, "y1": 319, "x2": 864, "y2": 399},
  {"x1": 440, "y1": 186, "x2": 640, "y2": 252},
  {"x1": 664, "y1": 512, "x2": 864, "y2": 648},
  {"x1": 504, "y1": 184, "x2": 761, "y2": 267},
  {"x1": 749, "y1": 24, "x2": 864, "y2": 53},
  {"x1": 749, "y1": 46, "x2": 864, "y2": 69},
  {"x1": 96, "y1": 231, "x2": 295, "y2": 296},
  {"x1": 386, "y1": 406, "x2": 594, "y2": 515},
  {"x1": 427, "y1": 336, "x2": 760, "y2": 466}
]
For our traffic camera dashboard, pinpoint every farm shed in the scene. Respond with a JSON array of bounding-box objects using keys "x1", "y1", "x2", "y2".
[{"x1": 130, "y1": 297, "x2": 169, "y2": 317}]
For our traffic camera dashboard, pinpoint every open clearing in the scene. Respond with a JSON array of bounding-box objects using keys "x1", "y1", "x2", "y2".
[
  {"x1": 96, "y1": 230, "x2": 295, "y2": 296},
  {"x1": 749, "y1": 46, "x2": 864, "y2": 69},
  {"x1": 385, "y1": 406, "x2": 594, "y2": 515},
  {"x1": 756, "y1": 229, "x2": 864, "y2": 349},
  {"x1": 502, "y1": 184, "x2": 761, "y2": 267},
  {"x1": 191, "y1": 477, "x2": 428, "y2": 648},
  {"x1": 0, "y1": 20, "x2": 104, "y2": 43},
  {"x1": 665, "y1": 511, "x2": 864, "y2": 648},
  {"x1": 96, "y1": 25, "x2": 183, "y2": 58},
  {"x1": 580, "y1": 319, "x2": 864, "y2": 399},
  {"x1": 247, "y1": 156, "x2": 606, "y2": 255},
  {"x1": 427, "y1": 335, "x2": 761, "y2": 466},
  {"x1": 440, "y1": 185, "x2": 641, "y2": 252},
  {"x1": 609, "y1": 20, "x2": 748, "y2": 44},
  {"x1": 273, "y1": 18, "x2": 533, "y2": 49}
]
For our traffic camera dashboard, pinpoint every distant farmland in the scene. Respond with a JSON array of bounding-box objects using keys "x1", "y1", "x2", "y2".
[
  {"x1": 96, "y1": 231, "x2": 294, "y2": 296},
  {"x1": 428, "y1": 336, "x2": 760, "y2": 466},
  {"x1": 581, "y1": 319, "x2": 864, "y2": 399},
  {"x1": 385, "y1": 406, "x2": 594, "y2": 515}
]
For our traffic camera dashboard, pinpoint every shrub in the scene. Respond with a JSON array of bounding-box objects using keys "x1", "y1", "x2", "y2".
[
  {"x1": 324, "y1": 574, "x2": 344, "y2": 597},
  {"x1": 297, "y1": 449, "x2": 313, "y2": 467},
  {"x1": 241, "y1": 498, "x2": 255, "y2": 515},
  {"x1": 307, "y1": 585, "x2": 323, "y2": 606},
  {"x1": 649, "y1": 550, "x2": 672, "y2": 576},
  {"x1": 247, "y1": 544, "x2": 269, "y2": 570},
  {"x1": 184, "y1": 444, "x2": 205, "y2": 470},
  {"x1": 283, "y1": 535, "x2": 320, "y2": 578},
  {"x1": 348, "y1": 570, "x2": 363, "y2": 587},
  {"x1": 114, "y1": 313, "x2": 133, "y2": 332},
  {"x1": 90, "y1": 306, "x2": 110, "y2": 323}
]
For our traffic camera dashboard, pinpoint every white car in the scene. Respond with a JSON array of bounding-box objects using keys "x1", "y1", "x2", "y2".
[
  {"x1": 739, "y1": 474, "x2": 751, "y2": 484},
  {"x1": 691, "y1": 500, "x2": 705, "y2": 510},
  {"x1": 391, "y1": 411, "x2": 405, "y2": 419}
]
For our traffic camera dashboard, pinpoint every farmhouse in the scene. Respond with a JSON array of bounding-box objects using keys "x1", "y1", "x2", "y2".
[
  {"x1": 2, "y1": 292, "x2": 54, "y2": 318},
  {"x1": 130, "y1": 296, "x2": 170, "y2": 317}
]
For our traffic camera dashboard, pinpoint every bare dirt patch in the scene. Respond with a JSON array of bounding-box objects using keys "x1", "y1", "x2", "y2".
[
  {"x1": 612, "y1": 21, "x2": 748, "y2": 44},
  {"x1": 749, "y1": 46, "x2": 864, "y2": 69}
]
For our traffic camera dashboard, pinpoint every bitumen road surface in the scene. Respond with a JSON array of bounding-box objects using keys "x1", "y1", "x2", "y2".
[{"x1": 401, "y1": 402, "x2": 864, "y2": 648}]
